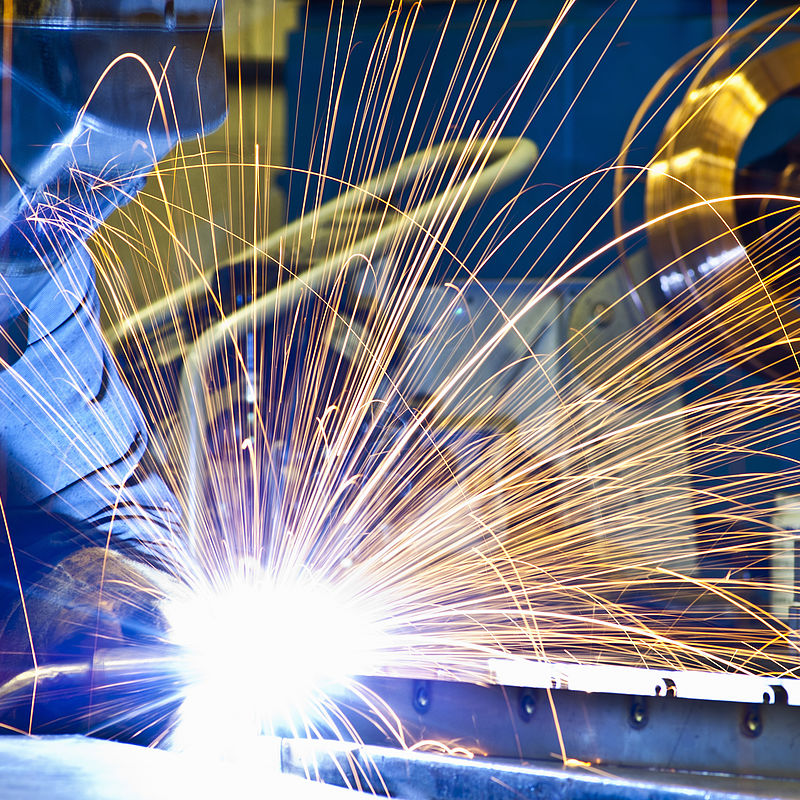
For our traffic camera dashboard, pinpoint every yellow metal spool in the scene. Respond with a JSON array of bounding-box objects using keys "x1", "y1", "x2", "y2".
[{"x1": 645, "y1": 36, "x2": 800, "y2": 377}]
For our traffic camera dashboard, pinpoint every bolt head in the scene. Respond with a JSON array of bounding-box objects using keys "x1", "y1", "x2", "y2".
[
  {"x1": 591, "y1": 301, "x2": 614, "y2": 329},
  {"x1": 741, "y1": 708, "x2": 763, "y2": 738},
  {"x1": 518, "y1": 691, "x2": 536, "y2": 722},
  {"x1": 629, "y1": 700, "x2": 648, "y2": 729},
  {"x1": 413, "y1": 682, "x2": 431, "y2": 714}
]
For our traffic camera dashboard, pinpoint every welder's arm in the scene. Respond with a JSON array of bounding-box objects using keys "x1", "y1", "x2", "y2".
[
  {"x1": 0, "y1": 247, "x2": 185, "y2": 679},
  {"x1": 0, "y1": 0, "x2": 226, "y2": 681},
  {"x1": 0, "y1": 245, "x2": 185, "y2": 558}
]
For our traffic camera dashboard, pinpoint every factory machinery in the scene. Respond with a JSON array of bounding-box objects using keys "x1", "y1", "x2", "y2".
[{"x1": 4, "y1": 3, "x2": 800, "y2": 799}]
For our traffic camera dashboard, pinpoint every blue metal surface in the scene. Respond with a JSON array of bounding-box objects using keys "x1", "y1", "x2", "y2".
[{"x1": 282, "y1": 737, "x2": 800, "y2": 800}]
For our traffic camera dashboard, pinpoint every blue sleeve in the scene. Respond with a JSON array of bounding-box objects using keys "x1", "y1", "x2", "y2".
[{"x1": 0, "y1": 245, "x2": 185, "y2": 577}]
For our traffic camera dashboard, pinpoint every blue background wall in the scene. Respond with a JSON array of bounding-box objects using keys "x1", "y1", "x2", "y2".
[{"x1": 285, "y1": 1, "x2": 783, "y2": 281}]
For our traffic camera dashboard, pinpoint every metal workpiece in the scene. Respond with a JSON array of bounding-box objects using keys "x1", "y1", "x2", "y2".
[
  {"x1": 281, "y1": 737, "x2": 800, "y2": 800},
  {"x1": 4, "y1": 651, "x2": 800, "y2": 791},
  {"x1": 332, "y1": 673, "x2": 800, "y2": 782}
]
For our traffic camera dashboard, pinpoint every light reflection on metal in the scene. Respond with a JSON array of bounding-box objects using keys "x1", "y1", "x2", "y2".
[
  {"x1": 282, "y1": 736, "x2": 800, "y2": 800},
  {"x1": 658, "y1": 246, "x2": 745, "y2": 297},
  {"x1": 686, "y1": 72, "x2": 768, "y2": 115},
  {"x1": 649, "y1": 148, "x2": 736, "y2": 178},
  {"x1": 490, "y1": 658, "x2": 800, "y2": 705}
]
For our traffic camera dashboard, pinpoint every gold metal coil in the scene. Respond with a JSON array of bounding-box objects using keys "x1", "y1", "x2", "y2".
[{"x1": 645, "y1": 37, "x2": 800, "y2": 378}]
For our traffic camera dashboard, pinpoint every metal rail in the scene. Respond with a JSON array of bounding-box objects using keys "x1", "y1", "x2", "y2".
[
  {"x1": 3, "y1": 649, "x2": 800, "y2": 782},
  {"x1": 282, "y1": 737, "x2": 800, "y2": 800}
]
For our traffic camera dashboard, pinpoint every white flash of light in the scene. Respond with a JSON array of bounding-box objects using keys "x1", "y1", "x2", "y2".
[{"x1": 165, "y1": 570, "x2": 384, "y2": 753}]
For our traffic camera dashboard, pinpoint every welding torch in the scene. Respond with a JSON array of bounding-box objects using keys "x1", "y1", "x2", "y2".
[{"x1": 0, "y1": 645, "x2": 187, "y2": 742}]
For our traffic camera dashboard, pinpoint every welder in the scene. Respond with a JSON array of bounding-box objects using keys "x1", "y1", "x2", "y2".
[{"x1": 0, "y1": 1, "x2": 226, "y2": 682}]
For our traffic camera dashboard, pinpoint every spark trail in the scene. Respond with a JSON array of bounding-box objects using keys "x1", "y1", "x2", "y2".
[{"x1": 3, "y1": 0, "x2": 800, "y2": 767}]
